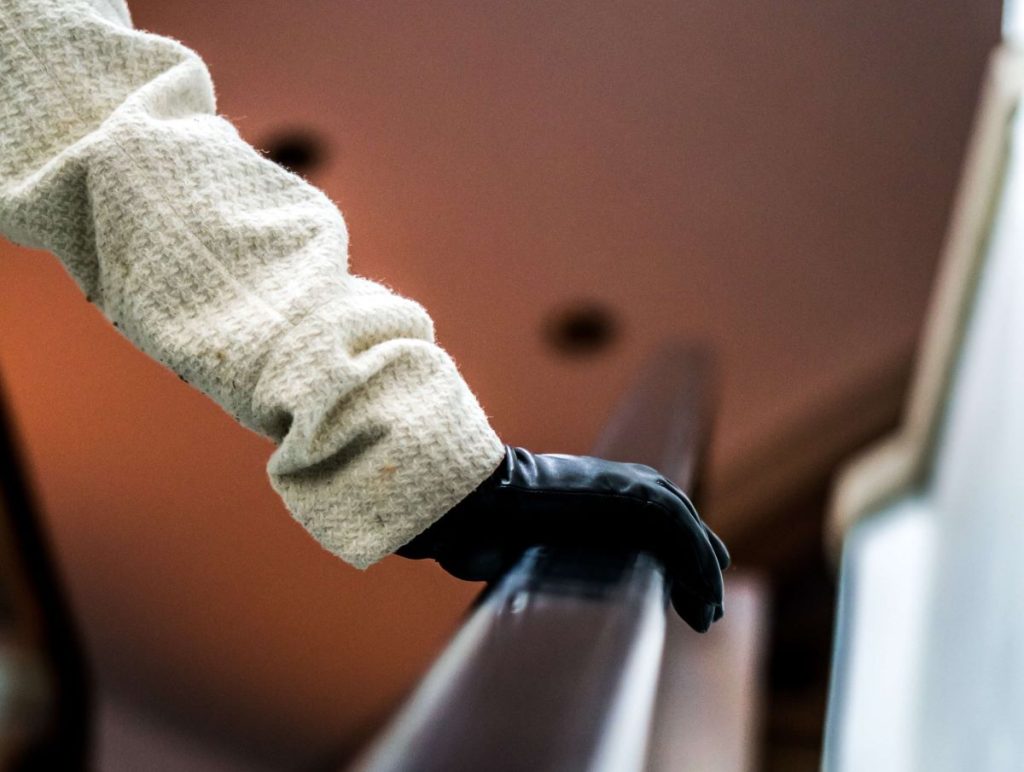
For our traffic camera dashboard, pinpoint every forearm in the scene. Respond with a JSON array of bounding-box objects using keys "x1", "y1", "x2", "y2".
[{"x1": 0, "y1": 0, "x2": 504, "y2": 566}]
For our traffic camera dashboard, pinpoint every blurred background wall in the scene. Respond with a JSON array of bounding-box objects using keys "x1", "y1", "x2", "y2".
[{"x1": 0, "y1": 0, "x2": 1002, "y2": 768}]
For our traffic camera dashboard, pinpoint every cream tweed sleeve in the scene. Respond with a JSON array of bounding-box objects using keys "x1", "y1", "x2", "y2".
[{"x1": 0, "y1": 0, "x2": 505, "y2": 567}]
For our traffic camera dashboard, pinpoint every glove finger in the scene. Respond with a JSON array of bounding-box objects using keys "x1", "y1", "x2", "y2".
[
  {"x1": 646, "y1": 490, "x2": 724, "y2": 609},
  {"x1": 657, "y1": 479, "x2": 730, "y2": 571},
  {"x1": 701, "y1": 523, "x2": 731, "y2": 570},
  {"x1": 712, "y1": 600, "x2": 724, "y2": 622},
  {"x1": 670, "y1": 585, "x2": 719, "y2": 633}
]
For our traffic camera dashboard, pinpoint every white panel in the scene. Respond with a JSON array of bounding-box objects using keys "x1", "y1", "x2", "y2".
[
  {"x1": 824, "y1": 497, "x2": 935, "y2": 772},
  {"x1": 827, "y1": 64, "x2": 1024, "y2": 770},
  {"x1": 915, "y1": 96, "x2": 1024, "y2": 772},
  {"x1": 1007, "y1": 0, "x2": 1024, "y2": 46}
]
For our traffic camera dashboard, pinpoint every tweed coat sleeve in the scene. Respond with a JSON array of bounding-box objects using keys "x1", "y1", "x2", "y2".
[{"x1": 0, "y1": 0, "x2": 505, "y2": 567}]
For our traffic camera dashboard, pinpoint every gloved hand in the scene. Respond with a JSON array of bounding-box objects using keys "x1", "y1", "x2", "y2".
[{"x1": 397, "y1": 446, "x2": 730, "y2": 632}]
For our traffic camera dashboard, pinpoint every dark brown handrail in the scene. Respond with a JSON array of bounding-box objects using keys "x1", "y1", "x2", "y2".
[{"x1": 351, "y1": 343, "x2": 714, "y2": 772}]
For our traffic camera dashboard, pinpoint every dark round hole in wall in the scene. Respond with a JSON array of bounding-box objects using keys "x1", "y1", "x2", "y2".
[
  {"x1": 263, "y1": 130, "x2": 326, "y2": 175},
  {"x1": 545, "y1": 301, "x2": 619, "y2": 356}
]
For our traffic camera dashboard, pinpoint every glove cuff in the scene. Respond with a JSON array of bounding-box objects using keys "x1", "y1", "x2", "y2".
[{"x1": 395, "y1": 447, "x2": 510, "y2": 559}]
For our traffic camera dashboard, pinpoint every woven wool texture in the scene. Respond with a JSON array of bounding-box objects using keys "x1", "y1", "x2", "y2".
[{"x1": 0, "y1": 0, "x2": 505, "y2": 568}]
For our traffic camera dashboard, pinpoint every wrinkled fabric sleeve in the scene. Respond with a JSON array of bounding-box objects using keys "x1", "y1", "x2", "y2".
[{"x1": 0, "y1": 0, "x2": 505, "y2": 567}]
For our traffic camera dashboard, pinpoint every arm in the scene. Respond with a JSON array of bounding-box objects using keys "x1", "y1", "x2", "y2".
[
  {"x1": 0, "y1": 1, "x2": 729, "y2": 631},
  {"x1": 0, "y1": 0, "x2": 505, "y2": 567}
]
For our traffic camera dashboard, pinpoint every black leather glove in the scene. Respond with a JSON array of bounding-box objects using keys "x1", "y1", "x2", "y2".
[{"x1": 398, "y1": 446, "x2": 730, "y2": 632}]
